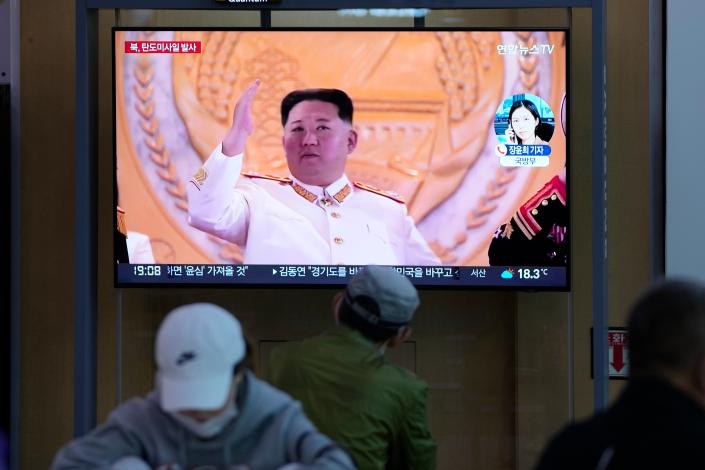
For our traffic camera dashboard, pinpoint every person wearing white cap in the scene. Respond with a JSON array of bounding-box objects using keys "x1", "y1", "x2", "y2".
[
  {"x1": 268, "y1": 266, "x2": 436, "y2": 470},
  {"x1": 52, "y1": 303, "x2": 355, "y2": 470}
]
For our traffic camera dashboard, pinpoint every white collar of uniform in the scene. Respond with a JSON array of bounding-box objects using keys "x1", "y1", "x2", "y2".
[
  {"x1": 290, "y1": 174, "x2": 352, "y2": 205},
  {"x1": 290, "y1": 176, "x2": 324, "y2": 199}
]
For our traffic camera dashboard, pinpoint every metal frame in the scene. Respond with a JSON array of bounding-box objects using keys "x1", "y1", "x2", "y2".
[
  {"x1": 648, "y1": 0, "x2": 665, "y2": 280},
  {"x1": 72, "y1": 0, "x2": 608, "y2": 437},
  {"x1": 590, "y1": 0, "x2": 608, "y2": 412},
  {"x1": 10, "y1": 0, "x2": 21, "y2": 466},
  {"x1": 86, "y1": 0, "x2": 592, "y2": 8}
]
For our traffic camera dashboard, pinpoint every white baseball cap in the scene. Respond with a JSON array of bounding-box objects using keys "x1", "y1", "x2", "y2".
[{"x1": 155, "y1": 303, "x2": 245, "y2": 412}]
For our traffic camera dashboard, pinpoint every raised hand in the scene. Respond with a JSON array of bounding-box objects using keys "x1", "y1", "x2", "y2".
[{"x1": 222, "y1": 79, "x2": 261, "y2": 157}]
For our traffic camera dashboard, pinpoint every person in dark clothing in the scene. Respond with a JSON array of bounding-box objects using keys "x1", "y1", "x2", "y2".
[
  {"x1": 535, "y1": 278, "x2": 705, "y2": 470},
  {"x1": 488, "y1": 167, "x2": 567, "y2": 267}
]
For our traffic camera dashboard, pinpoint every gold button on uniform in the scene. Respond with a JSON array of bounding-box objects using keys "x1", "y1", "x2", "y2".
[
  {"x1": 331, "y1": 212, "x2": 342, "y2": 219},
  {"x1": 531, "y1": 209, "x2": 539, "y2": 215},
  {"x1": 551, "y1": 194, "x2": 557, "y2": 200},
  {"x1": 541, "y1": 199, "x2": 549, "y2": 206},
  {"x1": 334, "y1": 236, "x2": 344, "y2": 245}
]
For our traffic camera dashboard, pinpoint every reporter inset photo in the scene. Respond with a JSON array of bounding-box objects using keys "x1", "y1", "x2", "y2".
[{"x1": 494, "y1": 93, "x2": 555, "y2": 145}]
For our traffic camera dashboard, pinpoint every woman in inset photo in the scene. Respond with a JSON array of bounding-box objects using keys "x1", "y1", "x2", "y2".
[{"x1": 505, "y1": 99, "x2": 548, "y2": 145}]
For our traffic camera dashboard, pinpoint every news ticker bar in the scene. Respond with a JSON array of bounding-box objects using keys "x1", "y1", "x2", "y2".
[{"x1": 117, "y1": 264, "x2": 566, "y2": 287}]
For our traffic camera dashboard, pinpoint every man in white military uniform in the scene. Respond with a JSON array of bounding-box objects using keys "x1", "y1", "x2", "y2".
[{"x1": 188, "y1": 80, "x2": 441, "y2": 266}]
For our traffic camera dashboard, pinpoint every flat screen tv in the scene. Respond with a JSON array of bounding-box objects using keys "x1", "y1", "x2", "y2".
[{"x1": 114, "y1": 28, "x2": 569, "y2": 288}]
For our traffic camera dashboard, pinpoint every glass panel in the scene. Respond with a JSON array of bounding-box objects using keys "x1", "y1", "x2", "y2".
[
  {"x1": 272, "y1": 9, "x2": 415, "y2": 27},
  {"x1": 117, "y1": 9, "x2": 260, "y2": 27},
  {"x1": 426, "y1": 8, "x2": 569, "y2": 28}
]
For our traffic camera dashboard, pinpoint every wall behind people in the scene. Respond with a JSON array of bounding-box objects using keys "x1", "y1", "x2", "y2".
[
  {"x1": 604, "y1": 0, "x2": 653, "y2": 399},
  {"x1": 18, "y1": 0, "x2": 76, "y2": 468},
  {"x1": 19, "y1": 5, "x2": 653, "y2": 470},
  {"x1": 666, "y1": 0, "x2": 705, "y2": 282}
]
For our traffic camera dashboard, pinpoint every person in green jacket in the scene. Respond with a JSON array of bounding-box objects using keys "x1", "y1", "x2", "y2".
[{"x1": 269, "y1": 266, "x2": 437, "y2": 470}]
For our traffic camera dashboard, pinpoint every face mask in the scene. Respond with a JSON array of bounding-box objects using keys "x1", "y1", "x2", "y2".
[{"x1": 169, "y1": 398, "x2": 238, "y2": 439}]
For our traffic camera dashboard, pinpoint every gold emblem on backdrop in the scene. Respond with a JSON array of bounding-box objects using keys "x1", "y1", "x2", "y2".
[{"x1": 171, "y1": 31, "x2": 505, "y2": 222}]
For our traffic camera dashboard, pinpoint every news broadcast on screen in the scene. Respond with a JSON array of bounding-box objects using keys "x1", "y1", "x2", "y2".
[{"x1": 114, "y1": 28, "x2": 568, "y2": 288}]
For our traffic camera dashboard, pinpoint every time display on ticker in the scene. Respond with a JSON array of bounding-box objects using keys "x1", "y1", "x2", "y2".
[
  {"x1": 133, "y1": 265, "x2": 162, "y2": 276},
  {"x1": 517, "y1": 268, "x2": 549, "y2": 280}
]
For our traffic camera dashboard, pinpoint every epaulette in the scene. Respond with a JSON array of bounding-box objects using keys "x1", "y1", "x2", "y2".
[
  {"x1": 514, "y1": 175, "x2": 567, "y2": 239},
  {"x1": 242, "y1": 171, "x2": 292, "y2": 184},
  {"x1": 116, "y1": 206, "x2": 128, "y2": 236},
  {"x1": 353, "y1": 181, "x2": 405, "y2": 204},
  {"x1": 521, "y1": 175, "x2": 567, "y2": 213}
]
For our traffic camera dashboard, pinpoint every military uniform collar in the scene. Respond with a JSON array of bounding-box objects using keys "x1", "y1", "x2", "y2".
[{"x1": 291, "y1": 174, "x2": 352, "y2": 206}]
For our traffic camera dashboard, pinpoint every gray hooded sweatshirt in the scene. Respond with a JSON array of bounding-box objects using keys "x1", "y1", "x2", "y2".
[{"x1": 52, "y1": 372, "x2": 355, "y2": 469}]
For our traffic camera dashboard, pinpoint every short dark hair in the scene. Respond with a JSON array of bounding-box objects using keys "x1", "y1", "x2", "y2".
[
  {"x1": 338, "y1": 294, "x2": 402, "y2": 343},
  {"x1": 629, "y1": 279, "x2": 705, "y2": 377},
  {"x1": 280, "y1": 88, "x2": 354, "y2": 126}
]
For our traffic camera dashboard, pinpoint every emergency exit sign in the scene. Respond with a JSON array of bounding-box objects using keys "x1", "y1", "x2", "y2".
[{"x1": 608, "y1": 328, "x2": 629, "y2": 378}]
